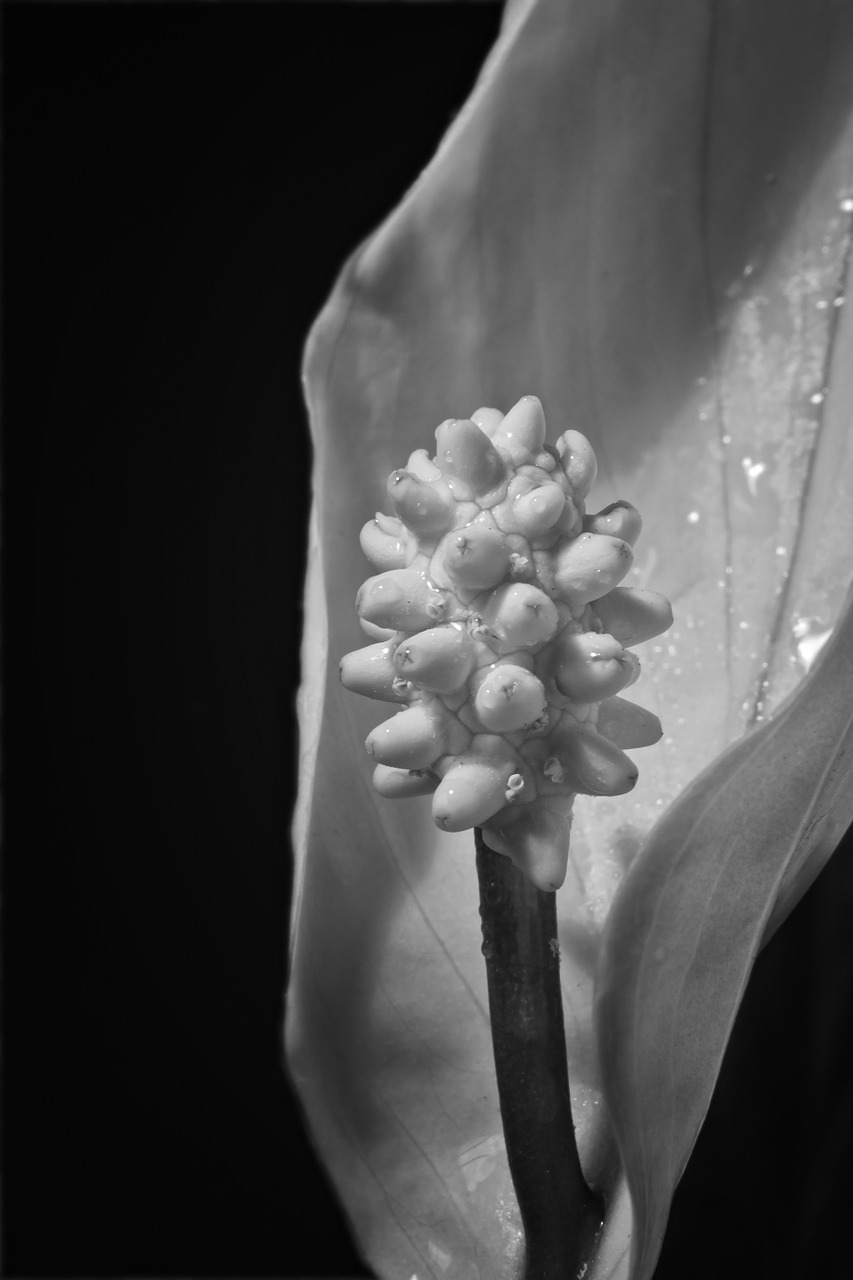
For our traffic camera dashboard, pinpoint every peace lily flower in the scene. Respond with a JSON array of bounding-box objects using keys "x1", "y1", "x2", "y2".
[
  {"x1": 343, "y1": 401, "x2": 672, "y2": 894},
  {"x1": 288, "y1": 1, "x2": 853, "y2": 1277}
]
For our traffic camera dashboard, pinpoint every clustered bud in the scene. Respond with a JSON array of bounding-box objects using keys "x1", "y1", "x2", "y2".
[{"x1": 340, "y1": 397, "x2": 672, "y2": 891}]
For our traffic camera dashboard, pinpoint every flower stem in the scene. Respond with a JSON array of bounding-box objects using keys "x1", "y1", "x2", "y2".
[{"x1": 475, "y1": 828, "x2": 603, "y2": 1280}]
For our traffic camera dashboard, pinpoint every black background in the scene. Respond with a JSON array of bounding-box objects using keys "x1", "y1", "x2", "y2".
[{"x1": 4, "y1": 3, "x2": 852, "y2": 1278}]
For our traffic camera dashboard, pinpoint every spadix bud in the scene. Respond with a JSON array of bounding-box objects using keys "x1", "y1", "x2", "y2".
[
  {"x1": 366, "y1": 702, "x2": 452, "y2": 770},
  {"x1": 474, "y1": 664, "x2": 548, "y2": 733},
  {"x1": 511, "y1": 482, "x2": 566, "y2": 538},
  {"x1": 359, "y1": 514, "x2": 410, "y2": 571},
  {"x1": 439, "y1": 522, "x2": 510, "y2": 590},
  {"x1": 357, "y1": 568, "x2": 448, "y2": 632},
  {"x1": 584, "y1": 501, "x2": 643, "y2": 546},
  {"x1": 470, "y1": 406, "x2": 505, "y2": 436},
  {"x1": 553, "y1": 631, "x2": 638, "y2": 701},
  {"x1": 483, "y1": 804, "x2": 571, "y2": 893},
  {"x1": 406, "y1": 449, "x2": 442, "y2": 481},
  {"x1": 480, "y1": 582, "x2": 560, "y2": 650},
  {"x1": 491, "y1": 395, "x2": 547, "y2": 462},
  {"x1": 393, "y1": 625, "x2": 476, "y2": 693},
  {"x1": 372, "y1": 764, "x2": 437, "y2": 799},
  {"x1": 340, "y1": 641, "x2": 401, "y2": 702},
  {"x1": 387, "y1": 469, "x2": 453, "y2": 535},
  {"x1": 550, "y1": 722, "x2": 638, "y2": 796},
  {"x1": 432, "y1": 762, "x2": 513, "y2": 830},
  {"x1": 435, "y1": 418, "x2": 506, "y2": 492},
  {"x1": 596, "y1": 696, "x2": 662, "y2": 748},
  {"x1": 593, "y1": 587, "x2": 673, "y2": 646},
  {"x1": 555, "y1": 430, "x2": 598, "y2": 497},
  {"x1": 553, "y1": 532, "x2": 633, "y2": 606}
]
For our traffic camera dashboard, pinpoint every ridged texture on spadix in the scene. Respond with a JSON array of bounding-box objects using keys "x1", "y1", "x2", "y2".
[{"x1": 340, "y1": 397, "x2": 671, "y2": 889}]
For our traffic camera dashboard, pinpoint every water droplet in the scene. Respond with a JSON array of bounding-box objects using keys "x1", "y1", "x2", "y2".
[
  {"x1": 792, "y1": 615, "x2": 833, "y2": 671},
  {"x1": 840, "y1": 197, "x2": 853, "y2": 213},
  {"x1": 810, "y1": 391, "x2": 825, "y2": 405},
  {"x1": 741, "y1": 456, "x2": 766, "y2": 495},
  {"x1": 687, "y1": 510, "x2": 700, "y2": 524},
  {"x1": 834, "y1": 295, "x2": 845, "y2": 308},
  {"x1": 775, "y1": 546, "x2": 787, "y2": 556},
  {"x1": 739, "y1": 621, "x2": 749, "y2": 630},
  {"x1": 816, "y1": 299, "x2": 829, "y2": 310},
  {"x1": 722, "y1": 433, "x2": 732, "y2": 445}
]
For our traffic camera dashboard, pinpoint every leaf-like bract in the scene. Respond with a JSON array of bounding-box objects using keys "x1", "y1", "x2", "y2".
[
  {"x1": 289, "y1": 1, "x2": 853, "y2": 1276},
  {"x1": 596, "y1": 586, "x2": 853, "y2": 1280}
]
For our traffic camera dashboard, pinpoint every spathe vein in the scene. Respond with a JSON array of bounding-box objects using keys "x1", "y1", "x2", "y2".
[
  {"x1": 368, "y1": 1081, "x2": 484, "y2": 1262},
  {"x1": 355, "y1": 761, "x2": 492, "y2": 1031},
  {"x1": 697, "y1": 0, "x2": 735, "y2": 745},
  {"x1": 747, "y1": 218, "x2": 853, "y2": 726}
]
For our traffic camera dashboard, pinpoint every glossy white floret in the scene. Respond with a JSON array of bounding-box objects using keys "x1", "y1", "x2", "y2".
[
  {"x1": 366, "y1": 702, "x2": 451, "y2": 769},
  {"x1": 479, "y1": 583, "x2": 560, "y2": 651},
  {"x1": 474, "y1": 664, "x2": 548, "y2": 733},
  {"x1": 553, "y1": 631, "x2": 638, "y2": 701},
  {"x1": 584, "y1": 501, "x2": 643, "y2": 546},
  {"x1": 435, "y1": 418, "x2": 506, "y2": 494},
  {"x1": 339, "y1": 641, "x2": 401, "y2": 703},
  {"x1": 432, "y1": 762, "x2": 514, "y2": 830},
  {"x1": 387, "y1": 469, "x2": 454, "y2": 535},
  {"x1": 511, "y1": 482, "x2": 566, "y2": 538},
  {"x1": 393, "y1": 625, "x2": 476, "y2": 693},
  {"x1": 372, "y1": 764, "x2": 437, "y2": 798},
  {"x1": 357, "y1": 568, "x2": 448, "y2": 632},
  {"x1": 556, "y1": 429, "x2": 598, "y2": 497},
  {"x1": 491, "y1": 395, "x2": 547, "y2": 462},
  {"x1": 439, "y1": 521, "x2": 510, "y2": 590},
  {"x1": 593, "y1": 587, "x2": 674, "y2": 647},
  {"x1": 553, "y1": 533, "x2": 634, "y2": 606},
  {"x1": 359, "y1": 514, "x2": 410, "y2": 571}
]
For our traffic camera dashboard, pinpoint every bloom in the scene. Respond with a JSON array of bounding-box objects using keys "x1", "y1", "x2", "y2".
[
  {"x1": 288, "y1": 2, "x2": 853, "y2": 1276},
  {"x1": 341, "y1": 399, "x2": 672, "y2": 892}
]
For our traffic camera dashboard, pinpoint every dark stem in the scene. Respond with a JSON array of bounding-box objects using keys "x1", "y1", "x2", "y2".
[{"x1": 476, "y1": 828, "x2": 603, "y2": 1280}]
